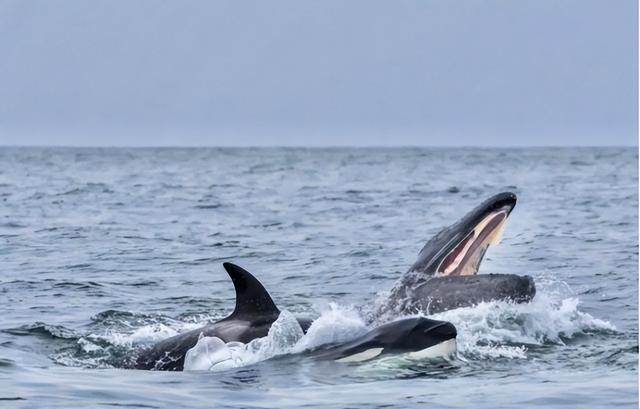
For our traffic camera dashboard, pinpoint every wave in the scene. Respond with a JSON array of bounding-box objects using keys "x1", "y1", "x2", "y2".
[
  {"x1": 183, "y1": 306, "x2": 368, "y2": 371},
  {"x1": 24, "y1": 276, "x2": 618, "y2": 371},
  {"x1": 3, "y1": 322, "x2": 79, "y2": 340},
  {"x1": 183, "y1": 278, "x2": 617, "y2": 370},
  {"x1": 432, "y1": 294, "x2": 615, "y2": 360}
]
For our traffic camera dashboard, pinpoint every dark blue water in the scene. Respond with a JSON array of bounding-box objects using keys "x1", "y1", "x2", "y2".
[{"x1": 0, "y1": 147, "x2": 637, "y2": 408}]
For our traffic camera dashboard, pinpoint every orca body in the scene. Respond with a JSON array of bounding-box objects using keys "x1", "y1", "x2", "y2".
[
  {"x1": 378, "y1": 192, "x2": 536, "y2": 318},
  {"x1": 134, "y1": 263, "x2": 312, "y2": 371},
  {"x1": 311, "y1": 317, "x2": 457, "y2": 362},
  {"x1": 394, "y1": 274, "x2": 535, "y2": 315}
]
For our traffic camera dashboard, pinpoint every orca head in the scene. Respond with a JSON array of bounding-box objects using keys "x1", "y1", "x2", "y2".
[
  {"x1": 403, "y1": 318, "x2": 458, "y2": 359},
  {"x1": 334, "y1": 317, "x2": 457, "y2": 363},
  {"x1": 410, "y1": 192, "x2": 517, "y2": 276},
  {"x1": 387, "y1": 317, "x2": 457, "y2": 354}
]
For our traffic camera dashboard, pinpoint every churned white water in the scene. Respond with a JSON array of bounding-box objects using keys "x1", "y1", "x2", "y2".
[{"x1": 176, "y1": 280, "x2": 616, "y2": 371}]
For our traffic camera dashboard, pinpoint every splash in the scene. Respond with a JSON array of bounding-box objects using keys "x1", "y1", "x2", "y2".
[
  {"x1": 183, "y1": 304, "x2": 368, "y2": 371},
  {"x1": 292, "y1": 303, "x2": 367, "y2": 353},
  {"x1": 51, "y1": 277, "x2": 617, "y2": 369},
  {"x1": 184, "y1": 310, "x2": 305, "y2": 371},
  {"x1": 49, "y1": 314, "x2": 207, "y2": 368},
  {"x1": 429, "y1": 279, "x2": 617, "y2": 359}
]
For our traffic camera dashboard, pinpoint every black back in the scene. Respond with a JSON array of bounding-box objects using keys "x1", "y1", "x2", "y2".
[{"x1": 134, "y1": 262, "x2": 284, "y2": 370}]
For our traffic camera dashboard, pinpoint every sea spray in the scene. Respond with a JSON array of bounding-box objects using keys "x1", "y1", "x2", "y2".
[{"x1": 184, "y1": 310, "x2": 305, "y2": 371}]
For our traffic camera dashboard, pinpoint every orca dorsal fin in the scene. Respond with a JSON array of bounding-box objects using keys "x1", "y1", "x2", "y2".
[{"x1": 222, "y1": 262, "x2": 280, "y2": 319}]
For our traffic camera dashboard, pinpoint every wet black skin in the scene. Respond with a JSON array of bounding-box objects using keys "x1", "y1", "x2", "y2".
[
  {"x1": 312, "y1": 317, "x2": 456, "y2": 361},
  {"x1": 409, "y1": 191, "x2": 518, "y2": 275},
  {"x1": 395, "y1": 274, "x2": 536, "y2": 315},
  {"x1": 378, "y1": 192, "x2": 536, "y2": 317},
  {"x1": 134, "y1": 263, "x2": 312, "y2": 371}
]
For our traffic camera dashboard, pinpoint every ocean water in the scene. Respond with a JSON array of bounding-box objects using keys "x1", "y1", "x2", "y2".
[{"x1": 0, "y1": 147, "x2": 637, "y2": 408}]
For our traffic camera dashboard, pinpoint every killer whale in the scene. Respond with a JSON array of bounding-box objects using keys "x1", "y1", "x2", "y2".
[
  {"x1": 133, "y1": 263, "x2": 457, "y2": 371},
  {"x1": 184, "y1": 315, "x2": 458, "y2": 370},
  {"x1": 398, "y1": 273, "x2": 535, "y2": 315},
  {"x1": 377, "y1": 192, "x2": 536, "y2": 317},
  {"x1": 134, "y1": 262, "x2": 313, "y2": 371},
  {"x1": 311, "y1": 316, "x2": 457, "y2": 363},
  {"x1": 135, "y1": 191, "x2": 532, "y2": 369},
  {"x1": 134, "y1": 262, "x2": 460, "y2": 371}
]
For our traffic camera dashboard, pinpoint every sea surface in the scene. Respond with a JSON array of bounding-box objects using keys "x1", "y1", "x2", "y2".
[{"x1": 0, "y1": 147, "x2": 637, "y2": 408}]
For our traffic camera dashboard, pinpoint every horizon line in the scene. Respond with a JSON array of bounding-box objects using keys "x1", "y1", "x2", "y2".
[{"x1": 0, "y1": 144, "x2": 636, "y2": 149}]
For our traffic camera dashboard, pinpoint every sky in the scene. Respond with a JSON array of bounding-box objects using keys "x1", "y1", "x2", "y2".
[{"x1": 0, "y1": 0, "x2": 637, "y2": 146}]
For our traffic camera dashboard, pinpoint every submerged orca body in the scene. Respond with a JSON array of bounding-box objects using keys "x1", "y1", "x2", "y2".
[
  {"x1": 393, "y1": 274, "x2": 535, "y2": 315},
  {"x1": 134, "y1": 263, "x2": 312, "y2": 371},
  {"x1": 378, "y1": 192, "x2": 536, "y2": 318},
  {"x1": 312, "y1": 317, "x2": 457, "y2": 362}
]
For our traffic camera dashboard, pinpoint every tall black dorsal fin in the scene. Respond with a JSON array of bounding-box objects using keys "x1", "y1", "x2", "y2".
[{"x1": 222, "y1": 262, "x2": 280, "y2": 319}]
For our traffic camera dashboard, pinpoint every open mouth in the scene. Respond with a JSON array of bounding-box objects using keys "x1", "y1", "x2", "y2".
[{"x1": 436, "y1": 209, "x2": 509, "y2": 276}]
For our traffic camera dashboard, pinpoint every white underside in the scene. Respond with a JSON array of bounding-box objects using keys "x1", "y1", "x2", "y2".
[
  {"x1": 334, "y1": 338, "x2": 457, "y2": 363},
  {"x1": 406, "y1": 338, "x2": 457, "y2": 359},
  {"x1": 335, "y1": 347, "x2": 384, "y2": 362},
  {"x1": 437, "y1": 210, "x2": 508, "y2": 276}
]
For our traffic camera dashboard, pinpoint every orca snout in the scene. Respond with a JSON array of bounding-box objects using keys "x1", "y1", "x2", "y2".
[
  {"x1": 402, "y1": 319, "x2": 458, "y2": 360},
  {"x1": 426, "y1": 321, "x2": 457, "y2": 341},
  {"x1": 488, "y1": 191, "x2": 517, "y2": 214}
]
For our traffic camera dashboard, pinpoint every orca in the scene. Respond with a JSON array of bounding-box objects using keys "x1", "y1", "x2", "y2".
[
  {"x1": 133, "y1": 191, "x2": 531, "y2": 369},
  {"x1": 134, "y1": 262, "x2": 312, "y2": 371},
  {"x1": 311, "y1": 317, "x2": 457, "y2": 363},
  {"x1": 377, "y1": 192, "x2": 536, "y2": 317}
]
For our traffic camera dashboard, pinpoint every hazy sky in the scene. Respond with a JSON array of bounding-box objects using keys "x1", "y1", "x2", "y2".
[{"x1": 0, "y1": 0, "x2": 637, "y2": 146}]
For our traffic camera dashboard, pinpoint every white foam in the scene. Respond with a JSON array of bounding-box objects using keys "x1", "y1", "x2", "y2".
[
  {"x1": 79, "y1": 276, "x2": 615, "y2": 370},
  {"x1": 183, "y1": 278, "x2": 616, "y2": 369},
  {"x1": 183, "y1": 305, "x2": 369, "y2": 372},
  {"x1": 292, "y1": 303, "x2": 367, "y2": 353},
  {"x1": 183, "y1": 310, "x2": 306, "y2": 371},
  {"x1": 429, "y1": 280, "x2": 616, "y2": 359},
  {"x1": 184, "y1": 336, "x2": 231, "y2": 370},
  {"x1": 108, "y1": 322, "x2": 202, "y2": 346}
]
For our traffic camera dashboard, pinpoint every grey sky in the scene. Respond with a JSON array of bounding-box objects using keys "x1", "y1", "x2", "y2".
[{"x1": 0, "y1": 0, "x2": 637, "y2": 146}]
